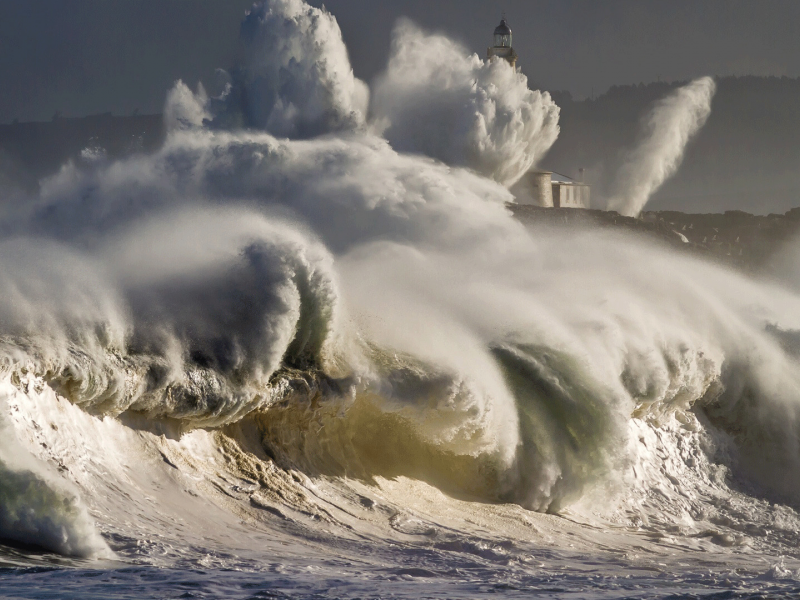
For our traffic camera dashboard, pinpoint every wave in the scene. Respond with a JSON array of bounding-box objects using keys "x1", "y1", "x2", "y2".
[{"x1": 1, "y1": 0, "x2": 800, "y2": 569}]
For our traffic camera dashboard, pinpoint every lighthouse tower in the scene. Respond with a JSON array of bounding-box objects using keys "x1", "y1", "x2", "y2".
[{"x1": 487, "y1": 16, "x2": 518, "y2": 68}]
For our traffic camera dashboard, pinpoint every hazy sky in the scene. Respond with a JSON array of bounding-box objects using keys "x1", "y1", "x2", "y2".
[{"x1": 1, "y1": 0, "x2": 798, "y2": 123}]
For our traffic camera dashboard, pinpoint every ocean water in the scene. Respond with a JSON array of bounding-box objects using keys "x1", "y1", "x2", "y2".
[
  {"x1": 4, "y1": 364, "x2": 800, "y2": 599},
  {"x1": 2, "y1": 1, "x2": 800, "y2": 598}
]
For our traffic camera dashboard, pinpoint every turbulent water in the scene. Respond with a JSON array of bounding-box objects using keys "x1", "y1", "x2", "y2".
[{"x1": 3, "y1": 1, "x2": 800, "y2": 598}]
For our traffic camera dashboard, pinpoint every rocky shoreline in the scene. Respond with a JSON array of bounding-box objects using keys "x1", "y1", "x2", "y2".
[{"x1": 510, "y1": 204, "x2": 800, "y2": 274}]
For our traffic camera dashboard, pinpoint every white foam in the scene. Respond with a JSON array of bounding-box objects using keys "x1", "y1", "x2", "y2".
[{"x1": 371, "y1": 19, "x2": 560, "y2": 187}]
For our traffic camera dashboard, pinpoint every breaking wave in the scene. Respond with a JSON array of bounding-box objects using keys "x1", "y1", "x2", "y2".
[{"x1": 1, "y1": 3, "x2": 800, "y2": 585}]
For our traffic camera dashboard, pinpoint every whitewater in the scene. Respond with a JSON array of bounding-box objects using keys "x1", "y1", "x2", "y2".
[{"x1": 2, "y1": 1, "x2": 800, "y2": 598}]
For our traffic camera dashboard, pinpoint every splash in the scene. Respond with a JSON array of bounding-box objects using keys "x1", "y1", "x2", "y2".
[
  {"x1": 608, "y1": 76, "x2": 716, "y2": 216},
  {"x1": 213, "y1": 0, "x2": 369, "y2": 137},
  {"x1": 164, "y1": 81, "x2": 210, "y2": 131},
  {"x1": 371, "y1": 20, "x2": 560, "y2": 187},
  {"x1": 0, "y1": 388, "x2": 112, "y2": 558}
]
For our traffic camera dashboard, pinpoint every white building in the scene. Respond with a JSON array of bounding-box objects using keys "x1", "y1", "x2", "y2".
[{"x1": 512, "y1": 170, "x2": 591, "y2": 209}]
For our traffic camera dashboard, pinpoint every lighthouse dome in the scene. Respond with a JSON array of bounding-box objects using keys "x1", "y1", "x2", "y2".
[{"x1": 493, "y1": 18, "x2": 512, "y2": 48}]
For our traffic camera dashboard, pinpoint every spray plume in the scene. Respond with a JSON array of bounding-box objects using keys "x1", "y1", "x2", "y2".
[
  {"x1": 371, "y1": 20, "x2": 560, "y2": 187},
  {"x1": 608, "y1": 76, "x2": 716, "y2": 216},
  {"x1": 164, "y1": 81, "x2": 210, "y2": 131},
  {"x1": 213, "y1": 0, "x2": 369, "y2": 137}
]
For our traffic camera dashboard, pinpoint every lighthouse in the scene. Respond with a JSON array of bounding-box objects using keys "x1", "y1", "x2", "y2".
[{"x1": 487, "y1": 16, "x2": 518, "y2": 68}]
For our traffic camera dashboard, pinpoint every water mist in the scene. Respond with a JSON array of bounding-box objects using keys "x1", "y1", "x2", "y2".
[{"x1": 608, "y1": 76, "x2": 716, "y2": 216}]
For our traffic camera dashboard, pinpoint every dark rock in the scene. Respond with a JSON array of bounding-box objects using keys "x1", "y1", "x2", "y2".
[{"x1": 510, "y1": 204, "x2": 800, "y2": 274}]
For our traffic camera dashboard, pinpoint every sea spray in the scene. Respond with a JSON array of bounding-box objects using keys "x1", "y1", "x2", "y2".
[
  {"x1": 10, "y1": 91, "x2": 800, "y2": 515},
  {"x1": 608, "y1": 76, "x2": 716, "y2": 216},
  {"x1": 164, "y1": 81, "x2": 210, "y2": 131},
  {"x1": 370, "y1": 19, "x2": 560, "y2": 187},
  {"x1": 213, "y1": 0, "x2": 369, "y2": 137}
]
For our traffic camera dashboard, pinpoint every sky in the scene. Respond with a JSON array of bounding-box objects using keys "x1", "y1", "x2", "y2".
[{"x1": 1, "y1": 0, "x2": 799, "y2": 123}]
